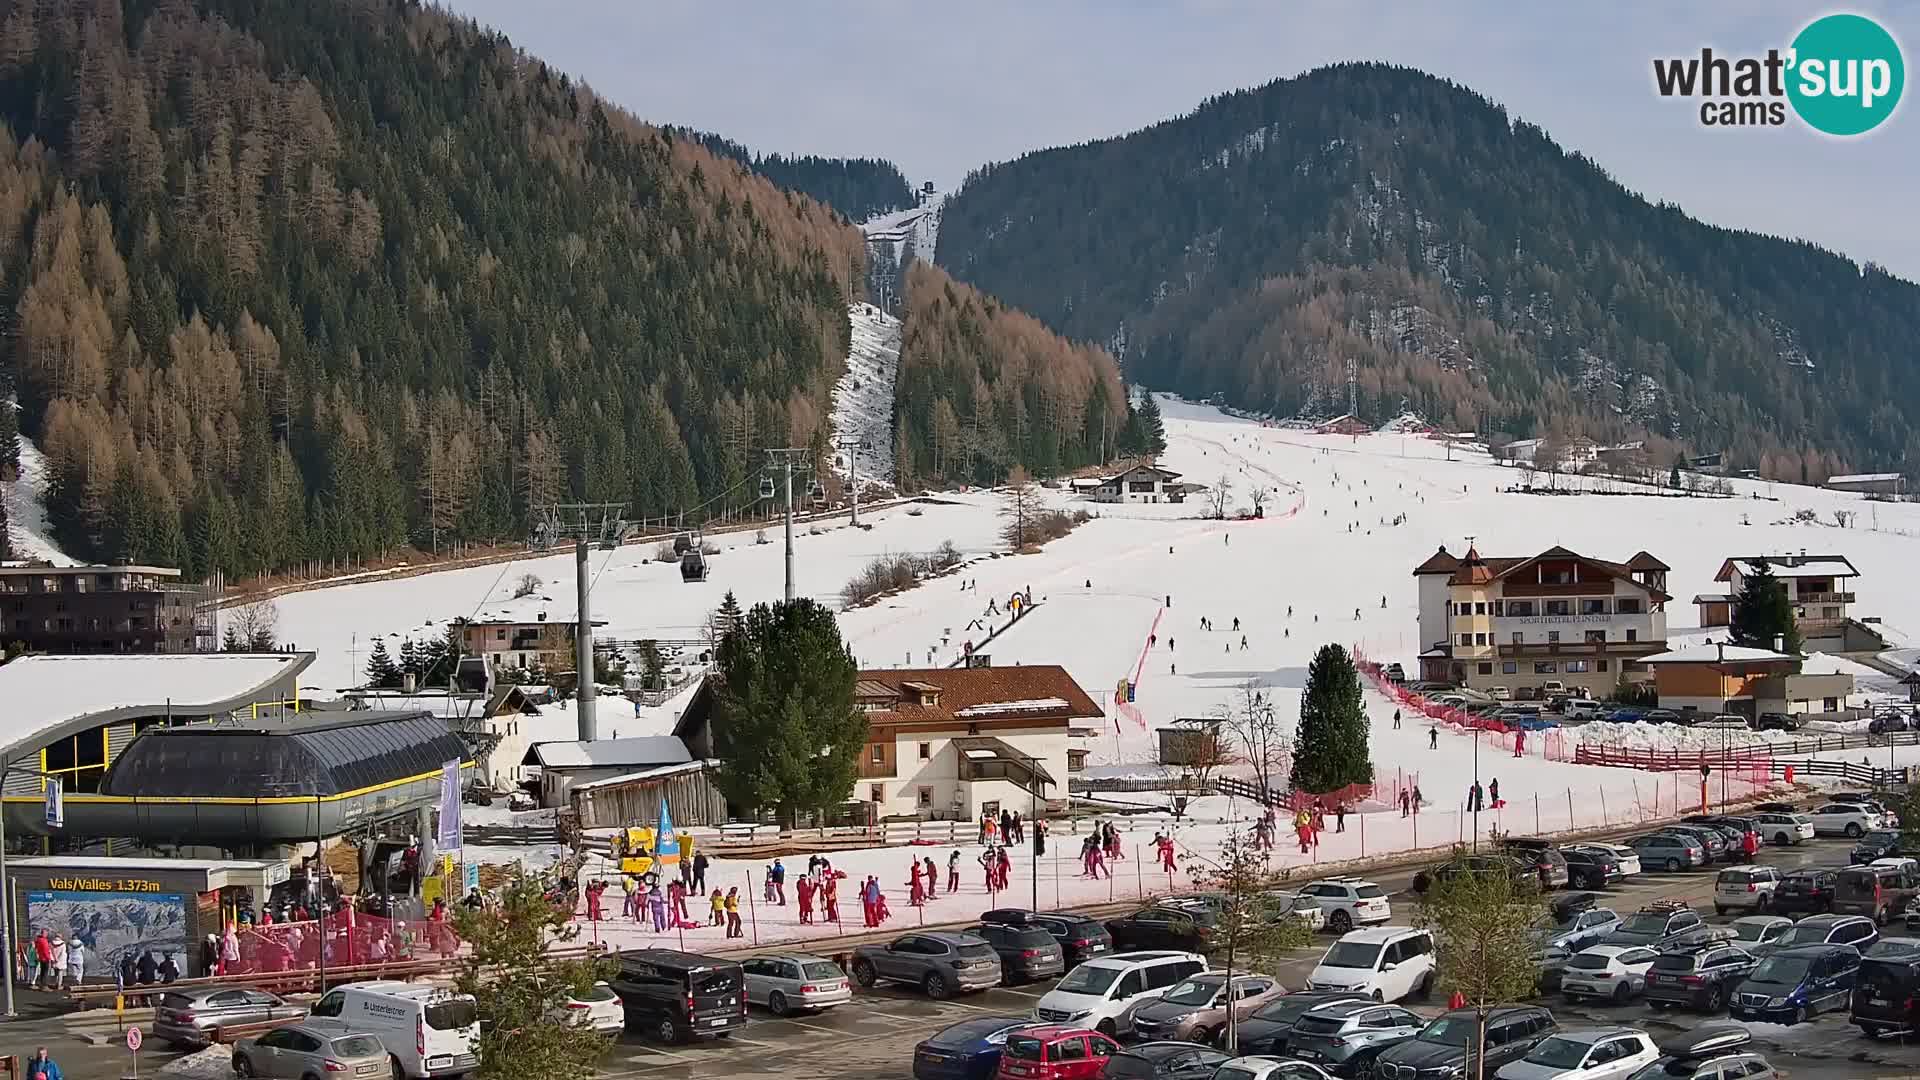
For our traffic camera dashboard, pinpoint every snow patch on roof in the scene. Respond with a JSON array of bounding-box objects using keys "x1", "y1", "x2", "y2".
[
  {"x1": 952, "y1": 697, "x2": 1072, "y2": 717},
  {"x1": 0, "y1": 653, "x2": 311, "y2": 754}
]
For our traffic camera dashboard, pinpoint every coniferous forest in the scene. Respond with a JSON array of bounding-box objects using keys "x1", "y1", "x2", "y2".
[
  {"x1": 669, "y1": 129, "x2": 914, "y2": 223},
  {"x1": 939, "y1": 63, "x2": 1920, "y2": 480}
]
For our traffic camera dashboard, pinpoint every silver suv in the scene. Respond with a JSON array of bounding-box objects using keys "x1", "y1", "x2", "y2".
[
  {"x1": 1279, "y1": 1000, "x2": 1423, "y2": 1075},
  {"x1": 851, "y1": 931, "x2": 1003, "y2": 999},
  {"x1": 154, "y1": 987, "x2": 307, "y2": 1047}
]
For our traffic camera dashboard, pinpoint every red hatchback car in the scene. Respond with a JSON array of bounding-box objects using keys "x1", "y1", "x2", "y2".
[{"x1": 995, "y1": 1025, "x2": 1120, "y2": 1080}]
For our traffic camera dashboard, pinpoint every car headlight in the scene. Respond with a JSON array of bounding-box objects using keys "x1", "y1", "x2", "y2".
[
  {"x1": 1069, "y1": 1010, "x2": 1092, "y2": 1021},
  {"x1": 1767, "y1": 996, "x2": 1789, "y2": 1007}
]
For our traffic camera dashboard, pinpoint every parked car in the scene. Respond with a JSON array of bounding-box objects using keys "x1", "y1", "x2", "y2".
[
  {"x1": 1211, "y1": 1058, "x2": 1337, "y2": 1080},
  {"x1": 1227, "y1": 993, "x2": 1370, "y2": 1058},
  {"x1": 1304, "y1": 927, "x2": 1437, "y2": 1003},
  {"x1": 1563, "y1": 700, "x2": 1609, "y2": 722},
  {"x1": 1260, "y1": 890, "x2": 1326, "y2": 932},
  {"x1": 1642, "y1": 709, "x2": 1684, "y2": 725},
  {"x1": 983, "y1": 911, "x2": 1116, "y2": 968},
  {"x1": 1560, "y1": 945, "x2": 1661, "y2": 1004},
  {"x1": 1853, "y1": 829, "x2": 1913, "y2": 865},
  {"x1": 303, "y1": 983, "x2": 479, "y2": 1080},
  {"x1": 1539, "y1": 899, "x2": 1622, "y2": 954},
  {"x1": 1383, "y1": 663, "x2": 1406, "y2": 683},
  {"x1": 230, "y1": 1020, "x2": 386, "y2": 1080},
  {"x1": 1603, "y1": 707, "x2": 1648, "y2": 724},
  {"x1": 1105, "y1": 906, "x2": 1215, "y2": 953},
  {"x1": 914, "y1": 1016, "x2": 1040, "y2": 1080},
  {"x1": 1502, "y1": 838, "x2": 1572, "y2": 888},
  {"x1": 1773, "y1": 869, "x2": 1840, "y2": 915},
  {"x1": 967, "y1": 922, "x2": 1067, "y2": 984},
  {"x1": 155, "y1": 987, "x2": 307, "y2": 1048},
  {"x1": 1725, "y1": 916, "x2": 1793, "y2": 951},
  {"x1": 1411, "y1": 854, "x2": 1533, "y2": 895},
  {"x1": 1762, "y1": 913, "x2": 1879, "y2": 956},
  {"x1": 1535, "y1": 946, "x2": 1574, "y2": 996},
  {"x1": 992, "y1": 1025, "x2": 1119, "y2": 1080},
  {"x1": 1812, "y1": 802, "x2": 1885, "y2": 838},
  {"x1": 1488, "y1": 686, "x2": 1512, "y2": 701},
  {"x1": 1753, "y1": 812, "x2": 1815, "y2": 845},
  {"x1": 852, "y1": 932, "x2": 1004, "y2": 1000},
  {"x1": 1603, "y1": 903, "x2": 1708, "y2": 950},
  {"x1": 1643, "y1": 944, "x2": 1758, "y2": 1013},
  {"x1": 1375, "y1": 1006, "x2": 1556, "y2": 1080},
  {"x1": 1033, "y1": 951, "x2": 1207, "y2": 1036},
  {"x1": 1494, "y1": 1027, "x2": 1658, "y2": 1080},
  {"x1": 1852, "y1": 943, "x2": 1920, "y2": 1038},
  {"x1": 1623, "y1": 833, "x2": 1705, "y2": 872},
  {"x1": 1834, "y1": 864, "x2": 1920, "y2": 925},
  {"x1": 608, "y1": 949, "x2": 748, "y2": 1044},
  {"x1": 1713, "y1": 866, "x2": 1782, "y2": 915},
  {"x1": 1655, "y1": 824, "x2": 1729, "y2": 862},
  {"x1": 1559, "y1": 846, "x2": 1626, "y2": 890},
  {"x1": 560, "y1": 981, "x2": 627, "y2": 1035},
  {"x1": 1755, "y1": 712, "x2": 1800, "y2": 732},
  {"x1": 741, "y1": 953, "x2": 852, "y2": 1017},
  {"x1": 1582, "y1": 842, "x2": 1643, "y2": 877},
  {"x1": 1870, "y1": 712, "x2": 1911, "y2": 735},
  {"x1": 1728, "y1": 943, "x2": 1861, "y2": 1025},
  {"x1": 1298, "y1": 878, "x2": 1393, "y2": 934},
  {"x1": 1281, "y1": 1000, "x2": 1424, "y2": 1076},
  {"x1": 1097, "y1": 1042, "x2": 1232, "y2": 1080},
  {"x1": 1121, "y1": 973, "x2": 1283, "y2": 1046},
  {"x1": 1623, "y1": 1025, "x2": 1775, "y2": 1080}
]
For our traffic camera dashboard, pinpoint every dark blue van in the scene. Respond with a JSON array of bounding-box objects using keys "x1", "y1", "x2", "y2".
[{"x1": 1729, "y1": 944, "x2": 1861, "y2": 1024}]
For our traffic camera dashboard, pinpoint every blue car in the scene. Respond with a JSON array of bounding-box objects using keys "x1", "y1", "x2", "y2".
[
  {"x1": 1729, "y1": 944, "x2": 1861, "y2": 1024},
  {"x1": 912, "y1": 1016, "x2": 1036, "y2": 1080}
]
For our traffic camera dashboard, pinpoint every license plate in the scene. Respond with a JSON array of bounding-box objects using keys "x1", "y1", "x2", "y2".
[
  {"x1": 1872, "y1": 996, "x2": 1890, "y2": 1006},
  {"x1": 1297, "y1": 1050, "x2": 1321, "y2": 1062},
  {"x1": 922, "y1": 1053, "x2": 945, "y2": 1062},
  {"x1": 1089, "y1": 944, "x2": 1106, "y2": 952},
  {"x1": 427, "y1": 1057, "x2": 451, "y2": 1069},
  {"x1": 356, "y1": 1067, "x2": 380, "y2": 1077},
  {"x1": 710, "y1": 1018, "x2": 729, "y2": 1027}
]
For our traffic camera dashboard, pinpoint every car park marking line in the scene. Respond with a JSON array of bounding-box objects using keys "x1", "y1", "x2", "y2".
[
  {"x1": 858, "y1": 1008, "x2": 946, "y2": 1022},
  {"x1": 992, "y1": 988, "x2": 1046, "y2": 998},
  {"x1": 717, "y1": 1034, "x2": 783, "y2": 1049}
]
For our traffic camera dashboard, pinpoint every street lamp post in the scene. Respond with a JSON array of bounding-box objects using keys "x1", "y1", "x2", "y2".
[{"x1": 1472, "y1": 725, "x2": 1481, "y2": 852}]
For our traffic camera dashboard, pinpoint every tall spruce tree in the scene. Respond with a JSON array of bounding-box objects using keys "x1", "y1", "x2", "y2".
[
  {"x1": 365, "y1": 639, "x2": 401, "y2": 688},
  {"x1": 1730, "y1": 558, "x2": 1803, "y2": 655},
  {"x1": 1135, "y1": 392, "x2": 1168, "y2": 454},
  {"x1": 1290, "y1": 643, "x2": 1373, "y2": 793},
  {"x1": 711, "y1": 598, "x2": 868, "y2": 824}
]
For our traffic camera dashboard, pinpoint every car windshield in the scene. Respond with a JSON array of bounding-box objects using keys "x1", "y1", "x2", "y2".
[
  {"x1": 1734, "y1": 923, "x2": 1779, "y2": 942},
  {"x1": 802, "y1": 962, "x2": 844, "y2": 980},
  {"x1": 1523, "y1": 1037, "x2": 1595, "y2": 1068},
  {"x1": 957, "y1": 943, "x2": 998, "y2": 960},
  {"x1": 576, "y1": 984, "x2": 619, "y2": 1002},
  {"x1": 1566, "y1": 953, "x2": 1614, "y2": 970},
  {"x1": 1161, "y1": 979, "x2": 1221, "y2": 1006},
  {"x1": 1321, "y1": 942, "x2": 1383, "y2": 968},
  {"x1": 330, "y1": 1035, "x2": 383, "y2": 1059},
  {"x1": 1417, "y1": 1016, "x2": 1475, "y2": 1045},
  {"x1": 1253, "y1": 996, "x2": 1331, "y2": 1021},
  {"x1": 1777, "y1": 925, "x2": 1833, "y2": 947},
  {"x1": 1055, "y1": 964, "x2": 1122, "y2": 995},
  {"x1": 1354, "y1": 885, "x2": 1386, "y2": 899},
  {"x1": 695, "y1": 969, "x2": 743, "y2": 994},
  {"x1": 1866, "y1": 831, "x2": 1901, "y2": 845},
  {"x1": 1749, "y1": 956, "x2": 1812, "y2": 984},
  {"x1": 1619, "y1": 914, "x2": 1670, "y2": 935},
  {"x1": 426, "y1": 999, "x2": 478, "y2": 1030}
]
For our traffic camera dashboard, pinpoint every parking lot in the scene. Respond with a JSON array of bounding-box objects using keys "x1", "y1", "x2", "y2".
[{"x1": 25, "y1": 819, "x2": 1920, "y2": 1079}]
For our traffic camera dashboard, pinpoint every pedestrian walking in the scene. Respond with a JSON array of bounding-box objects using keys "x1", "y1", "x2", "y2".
[
  {"x1": 710, "y1": 889, "x2": 725, "y2": 927},
  {"x1": 823, "y1": 875, "x2": 841, "y2": 923},
  {"x1": 1034, "y1": 819, "x2": 1047, "y2": 857},
  {"x1": 65, "y1": 938, "x2": 86, "y2": 986},
  {"x1": 48, "y1": 935, "x2": 67, "y2": 990},
  {"x1": 724, "y1": 888, "x2": 743, "y2": 938},
  {"x1": 1393, "y1": 708, "x2": 1402, "y2": 730},
  {"x1": 1412, "y1": 785, "x2": 1424, "y2": 814},
  {"x1": 692, "y1": 851, "x2": 709, "y2": 894},
  {"x1": 1488, "y1": 778, "x2": 1500, "y2": 807},
  {"x1": 1429, "y1": 727, "x2": 1439, "y2": 750},
  {"x1": 948, "y1": 850, "x2": 962, "y2": 893},
  {"x1": 1335, "y1": 804, "x2": 1347, "y2": 833},
  {"x1": 771, "y1": 858, "x2": 788, "y2": 906},
  {"x1": 1399, "y1": 789, "x2": 1411, "y2": 817}
]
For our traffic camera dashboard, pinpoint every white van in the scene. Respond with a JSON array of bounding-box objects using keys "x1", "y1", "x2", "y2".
[
  {"x1": 1032, "y1": 950, "x2": 1207, "y2": 1037},
  {"x1": 1304, "y1": 927, "x2": 1436, "y2": 1002},
  {"x1": 307, "y1": 981, "x2": 480, "y2": 1079}
]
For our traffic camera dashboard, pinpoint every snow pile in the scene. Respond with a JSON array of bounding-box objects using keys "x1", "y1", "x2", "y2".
[
  {"x1": 1574, "y1": 721, "x2": 1807, "y2": 752},
  {"x1": 159, "y1": 1046, "x2": 234, "y2": 1079},
  {"x1": 830, "y1": 302, "x2": 901, "y2": 488},
  {"x1": 953, "y1": 697, "x2": 1071, "y2": 716},
  {"x1": 1, "y1": 428, "x2": 79, "y2": 565}
]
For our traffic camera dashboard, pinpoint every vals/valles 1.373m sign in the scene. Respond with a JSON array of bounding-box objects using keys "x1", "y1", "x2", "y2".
[{"x1": 1653, "y1": 13, "x2": 1905, "y2": 135}]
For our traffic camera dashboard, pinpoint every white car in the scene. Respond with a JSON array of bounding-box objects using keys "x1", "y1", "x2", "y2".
[
  {"x1": 1753, "y1": 812, "x2": 1815, "y2": 845},
  {"x1": 1584, "y1": 842, "x2": 1643, "y2": 878},
  {"x1": 1874, "y1": 857, "x2": 1920, "y2": 876},
  {"x1": 1304, "y1": 927, "x2": 1435, "y2": 1003},
  {"x1": 1558, "y1": 945, "x2": 1660, "y2": 1004},
  {"x1": 1564, "y1": 700, "x2": 1608, "y2": 722},
  {"x1": 562, "y1": 981, "x2": 626, "y2": 1035},
  {"x1": 1811, "y1": 802, "x2": 1884, "y2": 837},
  {"x1": 1214, "y1": 1057, "x2": 1337, "y2": 1080},
  {"x1": 1032, "y1": 950, "x2": 1207, "y2": 1037},
  {"x1": 1495, "y1": 1027, "x2": 1658, "y2": 1080},
  {"x1": 1713, "y1": 866, "x2": 1781, "y2": 915},
  {"x1": 1299, "y1": 878, "x2": 1392, "y2": 934}
]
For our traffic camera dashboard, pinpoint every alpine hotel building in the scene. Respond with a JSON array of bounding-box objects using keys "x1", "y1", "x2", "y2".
[{"x1": 1413, "y1": 545, "x2": 1671, "y2": 697}]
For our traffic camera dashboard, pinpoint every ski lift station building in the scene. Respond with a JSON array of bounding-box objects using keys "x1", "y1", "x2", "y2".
[{"x1": 0, "y1": 652, "x2": 471, "y2": 851}]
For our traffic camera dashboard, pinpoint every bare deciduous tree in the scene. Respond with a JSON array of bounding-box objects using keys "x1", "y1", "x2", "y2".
[
  {"x1": 1001, "y1": 465, "x2": 1045, "y2": 548},
  {"x1": 513, "y1": 572, "x2": 542, "y2": 599},
  {"x1": 1218, "y1": 681, "x2": 1291, "y2": 798},
  {"x1": 1248, "y1": 486, "x2": 1269, "y2": 517},
  {"x1": 223, "y1": 598, "x2": 280, "y2": 651},
  {"x1": 1208, "y1": 472, "x2": 1234, "y2": 519}
]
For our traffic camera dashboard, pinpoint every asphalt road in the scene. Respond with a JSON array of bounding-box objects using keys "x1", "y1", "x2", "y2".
[{"x1": 16, "y1": 827, "x2": 1920, "y2": 1079}]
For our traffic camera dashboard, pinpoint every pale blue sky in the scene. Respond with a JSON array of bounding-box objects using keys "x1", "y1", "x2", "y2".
[{"x1": 442, "y1": 1, "x2": 1920, "y2": 280}]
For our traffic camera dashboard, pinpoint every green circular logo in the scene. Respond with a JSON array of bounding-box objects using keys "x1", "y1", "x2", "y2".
[{"x1": 1787, "y1": 13, "x2": 1905, "y2": 136}]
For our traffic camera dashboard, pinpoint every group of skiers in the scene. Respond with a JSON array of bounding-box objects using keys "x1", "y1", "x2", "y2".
[{"x1": 1080, "y1": 821, "x2": 1128, "y2": 878}]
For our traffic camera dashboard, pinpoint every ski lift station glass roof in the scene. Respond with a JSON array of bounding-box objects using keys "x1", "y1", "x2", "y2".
[{"x1": 0, "y1": 653, "x2": 470, "y2": 846}]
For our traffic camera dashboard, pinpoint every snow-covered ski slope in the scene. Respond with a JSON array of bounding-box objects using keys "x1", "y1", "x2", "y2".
[
  {"x1": 2, "y1": 430, "x2": 79, "y2": 565},
  {"x1": 862, "y1": 193, "x2": 942, "y2": 263},
  {"x1": 278, "y1": 395, "x2": 1920, "y2": 773},
  {"x1": 828, "y1": 302, "x2": 901, "y2": 487}
]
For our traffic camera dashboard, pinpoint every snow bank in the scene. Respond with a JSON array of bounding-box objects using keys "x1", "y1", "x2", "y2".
[{"x1": 159, "y1": 1046, "x2": 234, "y2": 1079}]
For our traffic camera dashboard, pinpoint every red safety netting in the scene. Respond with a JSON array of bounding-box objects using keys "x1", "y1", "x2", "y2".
[{"x1": 222, "y1": 911, "x2": 460, "y2": 977}]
